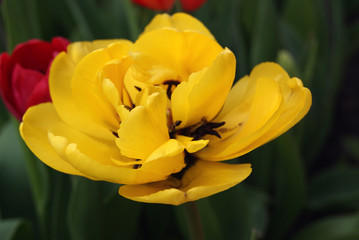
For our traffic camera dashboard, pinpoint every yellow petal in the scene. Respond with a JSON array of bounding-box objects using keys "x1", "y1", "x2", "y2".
[
  {"x1": 101, "y1": 78, "x2": 121, "y2": 115},
  {"x1": 250, "y1": 62, "x2": 290, "y2": 85},
  {"x1": 19, "y1": 103, "x2": 84, "y2": 176},
  {"x1": 196, "y1": 77, "x2": 282, "y2": 160},
  {"x1": 120, "y1": 182, "x2": 187, "y2": 206},
  {"x1": 214, "y1": 75, "x2": 252, "y2": 123},
  {"x1": 209, "y1": 76, "x2": 252, "y2": 141},
  {"x1": 236, "y1": 80, "x2": 312, "y2": 156},
  {"x1": 50, "y1": 51, "x2": 112, "y2": 140},
  {"x1": 143, "y1": 150, "x2": 186, "y2": 178},
  {"x1": 100, "y1": 57, "x2": 133, "y2": 105},
  {"x1": 64, "y1": 143, "x2": 171, "y2": 184},
  {"x1": 171, "y1": 48, "x2": 236, "y2": 127},
  {"x1": 176, "y1": 135, "x2": 209, "y2": 153},
  {"x1": 129, "y1": 29, "x2": 223, "y2": 84},
  {"x1": 117, "y1": 91, "x2": 169, "y2": 159},
  {"x1": 114, "y1": 139, "x2": 186, "y2": 178},
  {"x1": 197, "y1": 62, "x2": 311, "y2": 161},
  {"x1": 143, "y1": 13, "x2": 214, "y2": 39},
  {"x1": 47, "y1": 121, "x2": 123, "y2": 166},
  {"x1": 146, "y1": 139, "x2": 184, "y2": 162},
  {"x1": 71, "y1": 42, "x2": 132, "y2": 132},
  {"x1": 21, "y1": 104, "x2": 169, "y2": 185},
  {"x1": 67, "y1": 39, "x2": 126, "y2": 64},
  {"x1": 119, "y1": 160, "x2": 252, "y2": 205}
]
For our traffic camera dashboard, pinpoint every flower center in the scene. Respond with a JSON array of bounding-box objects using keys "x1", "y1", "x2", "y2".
[
  {"x1": 171, "y1": 151, "x2": 197, "y2": 181},
  {"x1": 170, "y1": 118, "x2": 225, "y2": 140}
]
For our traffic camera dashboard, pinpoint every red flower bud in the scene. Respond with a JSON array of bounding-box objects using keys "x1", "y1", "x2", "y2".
[
  {"x1": 132, "y1": 0, "x2": 206, "y2": 11},
  {"x1": 0, "y1": 37, "x2": 70, "y2": 121},
  {"x1": 180, "y1": 0, "x2": 207, "y2": 11},
  {"x1": 132, "y1": 0, "x2": 175, "y2": 11}
]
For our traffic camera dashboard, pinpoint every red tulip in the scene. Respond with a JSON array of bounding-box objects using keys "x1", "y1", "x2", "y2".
[
  {"x1": 180, "y1": 0, "x2": 207, "y2": 11},
  {"x1": 132, "y1": 0, "x2": 175, "y2": 11},
  {"x1": 0, "y1": 37, "x2": 69, "y2": 121},
  {"x1": 132, "y1": 0, "x2": 206, "y2": 11}
]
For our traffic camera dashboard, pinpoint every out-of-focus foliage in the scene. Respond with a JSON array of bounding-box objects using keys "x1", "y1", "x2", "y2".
[{"x1": 0, "y1": 0, "x2": 359, "y2": 239}]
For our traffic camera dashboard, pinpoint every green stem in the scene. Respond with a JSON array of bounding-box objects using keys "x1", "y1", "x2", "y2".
[
  {"x1": 14, "y1": 118, "x2": 49, "y2": 239},
  {"x1": 184, "y1": 201, "x2": 205, "y2": 240},
  {"x1": 250, "y1": 229, "x2": 257, "y2": 240}
]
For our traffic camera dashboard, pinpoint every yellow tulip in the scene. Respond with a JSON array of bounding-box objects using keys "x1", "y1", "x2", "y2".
[{"x1": 20, "y1": 13, "x2": 311, "y2": 205}]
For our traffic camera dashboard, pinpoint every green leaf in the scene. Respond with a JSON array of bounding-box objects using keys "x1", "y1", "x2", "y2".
[
  {"x1": 300, "y1": 0, "x2": 345, "y2": 163},
  {"x1": 67, "y1": 177, "x2": 102, "y2": 240},
  {"x1": 143, "y1": 204, "x2": 174, "y2": 239},
  {"x1": 250, "y1": 0, "x2": 278, "y2": 66},
  {"x1": 45, "y1": 172, "x2": 71, "y2": 240},
  {"x1": 240, "y1": 0, "x2": 259, "y2": 38},
  {"x1": 1, "y1": 0, "x2": 41, "y2": 51},
  {"x1": 307, "y1": 166, "x2": 359, "y2": 210},
  {"x1": 209, "y1": 184, "x2": 269, "y2": 240},
  {"x1": 123, "y1": 0, "x2": 141, "y2": 41},
  {"x1": 0, "y1": 121, "x2": 35, "y2": 220},
  {"x1": 290, "y1": 213, "x2": 359, "y2": 240},
  {"x1": 0, "y1": 101, "x2": 9, "y2": 137},
  {"x1": 343, "y1": 136, "x2": 359, "y2": 162},
  {"x1": 63, "y1": 0, "x2": 93, "y2": 40},
  {"x1": 0, "y1": 219, "x2": 32, "y2": 240},
  {"x1": 34, "y1": 0, "x2": 74, "y2": 40},
  {"x1": 283, "y1": 0, "x2": 319, "y2": 38},
  {"x1": 176, "y1": 201, "x2": 220, "y2": 240},
  {"x1": 67, "y1": 177, "x2": 142, "y2": 240},
  {"x1": 101, "y1": 189, "x2": 142, "y2": 240},
  {"x1": 174, "y1": 204, "x2": 189, "y2": 239},
  {"x1": 197, "y1": 198, "x2": 222, "y2": 240},
  {"x1": 266, "y1": 132, "x2": 306, "y2": 240},
  {"x1": 194, "y1": 0, "x2": 249, "y2": 77},
  {"x1": 245, "y1": 141, "x2": 275, "y2": 191}
]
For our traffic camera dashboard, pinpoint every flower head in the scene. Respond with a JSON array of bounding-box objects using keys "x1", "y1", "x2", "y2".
[
  {"x1": 20, "y1": 13, "x2": 311, "y2": 205},
  {"x1": 0, "y1": 37, "x2": 70, "y2": 121}
]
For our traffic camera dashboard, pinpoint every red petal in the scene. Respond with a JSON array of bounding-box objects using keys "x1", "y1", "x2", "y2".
[
  {"x1": 10, "y1": 40, "x2": 55, "y2": 73},
  {"x1": 132, "y1": 0, "x2": 175, "y2": 11},
  {"x1": 180, "y1": 0, "x2": 207, "y2": 11},
  {"x1": 0, "y1": 53, "x2": 22, "y2": 119},
  {"x1": 51, "y1": 37, "x2": 70, "y2": 52},
  {"x1": 12, "y1": 63, "x2": 44, "y2": 117},
  {"x1": 25, "y1": 74, "x2": 51, "y2": 109}
]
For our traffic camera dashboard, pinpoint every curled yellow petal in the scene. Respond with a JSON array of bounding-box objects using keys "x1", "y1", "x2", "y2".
[
  {"x1": 143, "y1": 12, "x2": 214, "y2": 39},
  {"x1": 117, "y1": 90, "x2": 169, "y2": 159},
  {"x1": 197, "y1": 62, "x2": 311, "y2": 161},
  {"x1": 119, "y1": 160, "x2": 252, "y2": 205},
  {"x1": 176, "y1": 135, "x2": 209, "y2": 153},
  {"x1": 129, "y1": 28, "x2": 223, "y2": 85},
  {"x1": 171, "y1": 48, "x2": 236, "y2": 127},
  {"x1": 20, "y1": 103, "x2": 84, "y2": 176}
]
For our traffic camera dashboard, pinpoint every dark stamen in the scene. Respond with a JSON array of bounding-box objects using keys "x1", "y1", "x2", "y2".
[
  {"x1": 176, "y1": 120, "x2": 225, "y2": 140},
  {"x1": 112, "y1": 131, "x2": 119, "y2": 138},
  {"x1": 124, "y1": 105, "x2": 132, "y2": 111},
  {"x1": 133, "y1": 159, "x2": 142, "y2": 169},
  {"x1": 133, "y1": 164, "x2": 141, "y2": 169},
  {"x1": 171, "y1": 151, "x2": 197, "y2": 180},
  {"x1": 169, "y1": 120, "x2": 182, "y2": 138},
  {"x1": 163, "y1": 80, "x2": 180, "y2": 99},
  {"x1": 134, "y1": 86, "x2": 142, "y2": 92}
]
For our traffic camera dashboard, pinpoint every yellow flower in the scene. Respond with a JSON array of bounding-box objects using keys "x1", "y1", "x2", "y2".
[{"x1": 20, "y1": 13, "x2": 311, "y2": 205}]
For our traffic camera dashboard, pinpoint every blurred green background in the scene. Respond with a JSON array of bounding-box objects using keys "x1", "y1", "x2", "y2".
[{"x1": 1, "y1": 0, "x2": 359, "y2": 239}]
